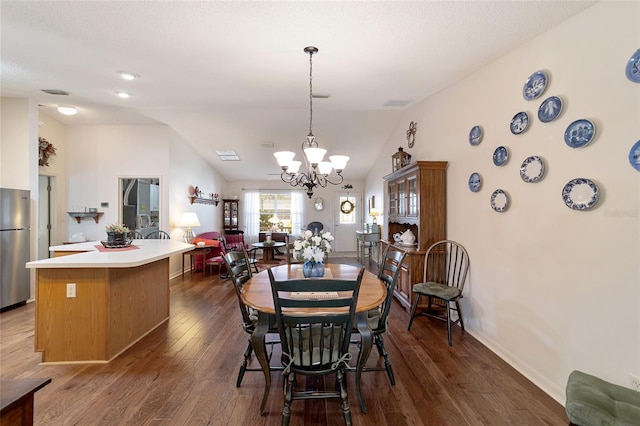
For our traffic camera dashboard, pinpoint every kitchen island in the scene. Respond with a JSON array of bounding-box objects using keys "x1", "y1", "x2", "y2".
[{"x1": 26, "y1": 239, "x2": 193, "y2": 364}]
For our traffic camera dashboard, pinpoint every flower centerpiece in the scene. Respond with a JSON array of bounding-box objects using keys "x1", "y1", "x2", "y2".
[
  {"x1": 293, "y1": 230, "x2": 333, "y2": 278},
  {"x1": 105, "y1": 223, "x2": 130, "y2": 244}
]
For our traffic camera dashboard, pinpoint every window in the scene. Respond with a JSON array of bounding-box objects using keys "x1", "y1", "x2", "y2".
[{"x1": 259, "y1": 193, "x2": 292, "y2": 233}]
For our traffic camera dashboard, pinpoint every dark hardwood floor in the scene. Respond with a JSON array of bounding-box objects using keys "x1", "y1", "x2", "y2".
[{"x1": 0, "y1": 256, "x2": 569, "y2": 425}]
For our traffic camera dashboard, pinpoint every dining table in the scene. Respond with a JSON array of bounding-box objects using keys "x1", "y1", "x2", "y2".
[{"x1": 241, "y1": 263, "x2": 385, "y2": 415}]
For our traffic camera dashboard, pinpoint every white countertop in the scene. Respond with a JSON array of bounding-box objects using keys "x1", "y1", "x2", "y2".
[{"x1": 26, "y1": 239, "x2": 194, "y2": 269}]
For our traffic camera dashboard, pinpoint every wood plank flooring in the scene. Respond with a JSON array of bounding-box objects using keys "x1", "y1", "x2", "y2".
[{"x1": 0, "y1": 257, "x2": 569, "y2": 425}]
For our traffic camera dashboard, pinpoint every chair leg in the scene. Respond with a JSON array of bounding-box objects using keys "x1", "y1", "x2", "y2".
[
  {"x1": 374, "y1": 334, "x2": 395, "y2": 386},
  {"x1": 446, "y1": 301, "x2": 453, "y2": 347},
  {"x1": 456, "y1": 301, "x2": 465, "y2": 331},
  {"x1": 236, "y1": 340, "x2": 253, "y2": 387},
  {"x1": 408, "y1": 293, "x2": 421, "y2": 330},
  {"x1": 337, "y1": 368, "x2": 352, "y2": 426},
  {"x1": 282, "y1": 372, "x2": 294, "y2": 426}
]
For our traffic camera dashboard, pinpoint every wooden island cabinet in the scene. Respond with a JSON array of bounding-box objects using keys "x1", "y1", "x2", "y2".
[{"x1": 382, "y1": 161, "x2": 447, "y2": 311}]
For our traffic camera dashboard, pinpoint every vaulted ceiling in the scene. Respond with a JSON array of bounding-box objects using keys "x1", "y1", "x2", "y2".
[{"x1": 1, "y1": 1, "x2": 595, "y2": 182}]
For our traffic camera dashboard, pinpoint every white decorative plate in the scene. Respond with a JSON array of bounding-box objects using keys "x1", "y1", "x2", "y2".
[
  {"x1": 523, "y1": 70, "x2": 548, "y2": 101},
  {"x1": 562, "y1": 178, "x2": 599, "y2": 210},
  {"x1": 510, "y1": 111, "x2": 529, "y2": 135},
  {"x1": 538, "y1": 96, "x2": 563, "y2": 123},
  {"x1": 493, "y1": 146, "x2": 509, "y2": 166},
  {"x1": 564, "y1": 119, "x2": 596, "y2": 148},
  {"x1": 629, "y1": 140, "x2": 640, "y2": 171},
  {"x1": 469, "y1": 125, "x2": 483, "y2": 146},
  {"x1": 520, "y1": 156, "x2": 545, "y2": 183},
  {"x1": 468, "y1": 172, "x2": 481, "y2": 192},
  {"x1": 490, "y1": 189, "x2": 509, "y2": 212}
]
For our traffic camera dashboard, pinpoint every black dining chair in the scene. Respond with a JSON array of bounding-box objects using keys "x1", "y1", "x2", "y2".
[
  {"x1": 145, "y1": 230, "x2": 170, "y2": 239},
  {"x1": 268, "y1": 267, "x2": 364, "y2": 426},
  {"x1": 223, "y1": 248, "x2": 280, "y2": 387}
]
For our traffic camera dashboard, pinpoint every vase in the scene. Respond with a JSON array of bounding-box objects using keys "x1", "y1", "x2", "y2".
[
  {"x1": 107, "y1": 231, "x2": 127, "y2": 244},
  {"x1": 303, "y1": 261, "x2": 325, "y2": 278}
]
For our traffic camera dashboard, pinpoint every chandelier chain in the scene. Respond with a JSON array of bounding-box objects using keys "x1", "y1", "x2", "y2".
[{"x1": 308, "y1": 49, "x2": 313, "y2": 137}]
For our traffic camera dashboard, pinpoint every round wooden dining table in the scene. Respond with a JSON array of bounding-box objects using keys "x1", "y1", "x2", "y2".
[{"x1": 241, "y1": 263, "x2": 385, "y2": 415}]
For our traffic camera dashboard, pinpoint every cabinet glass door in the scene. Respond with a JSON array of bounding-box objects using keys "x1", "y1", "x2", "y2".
[
  {"x1": 388, "y1": 182, "x2": 397, "y2": 218},
  {"x1": 408, "y1": 176, "x2": 418, "y2": 217},
  {"x1": 398, "y1": 180, "x2": 406, "y2": 217}
]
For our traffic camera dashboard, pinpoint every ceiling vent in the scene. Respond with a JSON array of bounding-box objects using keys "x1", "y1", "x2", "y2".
[
  {"x1": 41, "y1": 89, "x2": 70, "y2": 96},
  {"x1": 215, "y1": 149, "x2": 240, "y2": 161},
  {"x1": 382, "y1": 99, "x2": 413, "y2": 107},
  {"x1": 261, "y1": 142, "x2": 275, "y2": 148}
]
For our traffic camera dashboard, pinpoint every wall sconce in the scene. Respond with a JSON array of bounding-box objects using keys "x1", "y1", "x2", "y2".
[{"x1": 178, "y1": 212, "x2": 201, "y2": 243}]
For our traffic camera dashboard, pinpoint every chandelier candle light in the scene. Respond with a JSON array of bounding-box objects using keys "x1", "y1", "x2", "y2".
[{"x1": 274, "y1": 46, "x2": 349, "y2": 198}]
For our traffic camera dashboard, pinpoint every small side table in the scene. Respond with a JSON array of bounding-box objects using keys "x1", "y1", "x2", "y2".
[
  {"x1": 182, "y1": 246, "x2": 213, "y2": 278},
  {"x1": 1, "y1": 378, "x2": 51, "y2": 426}
]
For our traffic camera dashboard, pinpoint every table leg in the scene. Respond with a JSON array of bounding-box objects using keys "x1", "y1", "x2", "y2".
[
  {"x1": 355, "y1": 311, "x2": 371, "y2": 413},
  {"x1": 252, "y1": 310, "x2": 271, "y2": 415}
]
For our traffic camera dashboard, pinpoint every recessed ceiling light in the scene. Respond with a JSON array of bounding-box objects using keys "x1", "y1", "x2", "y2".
[
  {"x1": 116, "y1": 91, "x2": 131, "y2": 99},
  {"x1": 57, "y1": 105, "x2": 78, "y2": 115},
  {"x1": 117, "y1": 71, "x2": 140, "y2": 81}
]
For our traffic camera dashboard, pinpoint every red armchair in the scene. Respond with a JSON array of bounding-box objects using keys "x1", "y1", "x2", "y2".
[{"x1": 192, "y1": 232, "x2": 222, "y2": 271}]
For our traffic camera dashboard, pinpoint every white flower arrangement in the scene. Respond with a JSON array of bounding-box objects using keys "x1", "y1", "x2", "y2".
[
  {"x1": 105, "y1": 223, "x2": 130, "y2": 234},
  {"x1": 293, "y1": 230, "x2": 333, "y2": 263}
]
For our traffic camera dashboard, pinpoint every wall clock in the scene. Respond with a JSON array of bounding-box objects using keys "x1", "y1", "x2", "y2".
[{"x1": 314, "y1": 198, "x2": 324, "y2": 211}]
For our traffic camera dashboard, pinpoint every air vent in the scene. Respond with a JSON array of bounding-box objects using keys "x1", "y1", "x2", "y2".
[
  {"x1": 261, "y1": 142, "x2": 275, "y2": 148},
  {"x1": 312, "y1": 94, "x2": 331, "y2": 99},
  {"x1": 41, "y1": 89, "x2": 70, "y2": 96},
  {"x1": 215, "y1": 149, "x2": 240, "y2": 161},
  {"x1": 382, "y1": 99, "x2": 413, "y2": 107}
]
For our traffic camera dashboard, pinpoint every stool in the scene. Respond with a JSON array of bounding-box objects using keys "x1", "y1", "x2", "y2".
[{"x1": 565, "y1": 370, "x2": 640, "y2": 425}]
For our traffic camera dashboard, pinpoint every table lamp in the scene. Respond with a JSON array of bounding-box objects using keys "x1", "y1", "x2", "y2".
[
  {"x1": 369, "y1": 208, "x2": 380, "y2": 224},
  {"x1": 178, "y1": 212, "x2": 200, "y2": 243}
]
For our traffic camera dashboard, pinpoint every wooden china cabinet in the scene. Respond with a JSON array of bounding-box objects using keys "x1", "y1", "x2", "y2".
[
  {"x1": 381, "y1": 161, "x2": 448, "y2": 311},
  {"x1": 222, "y1": 199, "x2": 239, "y2": 231}
]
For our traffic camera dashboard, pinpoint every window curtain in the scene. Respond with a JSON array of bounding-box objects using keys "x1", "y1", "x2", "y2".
[
  {"x1": 243, "y1": 191, "x2": 260, "y2": 244},
  {"x1": 290, "y1": 191, "x2": 305, "y2": 237}
]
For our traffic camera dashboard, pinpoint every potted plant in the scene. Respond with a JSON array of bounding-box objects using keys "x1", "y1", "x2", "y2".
[{"x1": 105, "y1": 223, "x2": 130, "y2": 244}]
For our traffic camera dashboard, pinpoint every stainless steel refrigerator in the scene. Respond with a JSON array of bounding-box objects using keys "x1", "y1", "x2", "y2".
[{"x1": 0, "y1": 188, "x2": 31, "y2": 310}]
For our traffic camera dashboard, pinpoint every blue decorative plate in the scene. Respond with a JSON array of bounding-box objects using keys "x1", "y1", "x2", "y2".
[
  {"x1": 538, "y1": 96, "x2": 563, "y2": 123},
  {"x1": 626, "y1": 49, "x2": 640, "y2": 83},
  {"x1": 469, "y1": 125, "x2": 483, "y2": 146},
  {"x1": 629, "y1": 140, "x2": 640, "y2": 171},
  {"x1": 493, "y1": 146, "x2": 508, "y2": 166},
  {"x1": 520, "y1": 156, "x2": 545, "y2": 183},
  {"x1": 562, "y1": 178, "x2": 599, "y2": 210},
  {"x1": 564, "y1": 119, "x2": 596, "y2": 148},
  {"x1": 510, "y1": 111, "x2": 529, "y2": 135},
  {"x1": 490, "y1": 189, "x2": 509, "y2": 212},
  {"x1": 468, "y1": 172, "x2": 481, "y2": 192},
  {"x1": 523, "y1": 70, "x2": 548, "y2": 101}
]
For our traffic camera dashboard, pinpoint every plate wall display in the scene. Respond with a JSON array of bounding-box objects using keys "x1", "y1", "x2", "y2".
[
  {"x1": 510, "y1": 111, "x2": 529, "y2": 134},
  {"x1": 626, "y1": 48, "x2": 640, "y2": 83},
  {"x1": 538, "y1": 96, "x2": 563, "y2": 123},
  {"x1": 469, "y1": 125, "x2": 483, "y2": 146},
  {"x1": 468, "y1": 172, "x2": 481, "y2": 192},
  {"x1": 493, "y1": 146, "x2": 509, "y2": 166},
  {"x1": 490, "y1": 189, "x2": 510, "y2": 212},
  {"x1": 522, "y1": 70, "x2": 548, "y2": 101},
  {"x1": 564, "y1": 119, "x2": 596, "y2": 148},
  {"x1": 629, "y1": 140, "x2": 640, "y2": 171},
  {"x1": 562, "y1": 178, "x2": 599, "y2": 210},
  {"x1": 520, "y1": 155, "x2": 545, "y2": 183}
]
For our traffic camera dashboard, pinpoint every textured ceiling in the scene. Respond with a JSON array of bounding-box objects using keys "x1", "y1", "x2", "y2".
[{"x1": 1, "y1": 1, "x2": 595, "y2": 182}]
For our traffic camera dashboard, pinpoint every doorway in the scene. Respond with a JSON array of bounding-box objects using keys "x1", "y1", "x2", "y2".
[{"x1": 333, "y1": 192, "x2": 361, "y2": 253}]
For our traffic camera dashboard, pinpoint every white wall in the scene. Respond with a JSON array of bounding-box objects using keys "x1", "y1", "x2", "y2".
[{"x1": 366, "y1": 2, "x2": 640, "y2": 402}]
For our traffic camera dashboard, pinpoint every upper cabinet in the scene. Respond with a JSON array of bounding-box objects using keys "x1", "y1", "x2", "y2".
[
  {"x1": 222, "y1": 199, "x2": 239, "y2": 231},
  {"x1": 384, "y1": 161, "x2": 447, "y2": 250}
]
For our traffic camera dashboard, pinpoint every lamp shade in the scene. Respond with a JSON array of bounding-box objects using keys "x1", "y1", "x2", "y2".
[{"x1": 178, "y1": 212, "x2": 201, "y2": 227}]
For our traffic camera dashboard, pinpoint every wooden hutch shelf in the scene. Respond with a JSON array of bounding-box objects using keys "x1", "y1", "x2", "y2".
[
  {"x1": 381, "y1": 161, "x2": 448, "y2": 312},
  {"x1": 67, "y1": 212, "x2": 104, "y2": 224}
]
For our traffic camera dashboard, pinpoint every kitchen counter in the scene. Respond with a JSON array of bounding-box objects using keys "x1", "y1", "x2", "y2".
[{"x1": 27, "y1": 239, "x2": 193, "y2": 364}]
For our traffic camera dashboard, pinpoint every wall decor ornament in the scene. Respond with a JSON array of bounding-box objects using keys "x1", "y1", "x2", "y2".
[
  {"x1": 510, "y1": 111, "x2": 529, "y2": 135},
  {"x1": 538, "y1": 96, "x2": 563, "y2": 123},
  {"x1": 38, "y1": 137, "x2": 57, "y2": 166},
  {"x1": 391, "y1": 146, "x2": 412, "y2": 172},
  {"x1": 469, "y1": 125, "x2": 483, "y2": 146},
  {"x1": 625, "y1": 48, "x2": 640, "y2": 83},
  {"x1": 406, "y1": 121, "x2": 417, "y2": 148},
  {"x1": 490, "y1": 189, "x2": 510, "y2": 212},
  {"x1": 468, "y1": 172, "x2": 481, "y2": 192},
  {"x1": 493, "y1": 146, "x2": 509, "y2": 166},
  {"x1": 520, "y1": 156, "x2": 545, "y2": 183},
  {"x1": 522, "y1": 70, "x2": 548, "y2": 101},
  {"x1": 629, "y1": 140, "x2": 640, "y2": 171},
  {"x1": 564, "y1": 119, "x2": 596, "y2": 148},
  {"x1": 562, "y1": 178, "x2": 599, "y2": 210}
]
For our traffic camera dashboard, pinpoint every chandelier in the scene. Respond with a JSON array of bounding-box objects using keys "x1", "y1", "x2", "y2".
[{"x1": 274, "y1": 46, "x2": 349, "y2": 199}]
